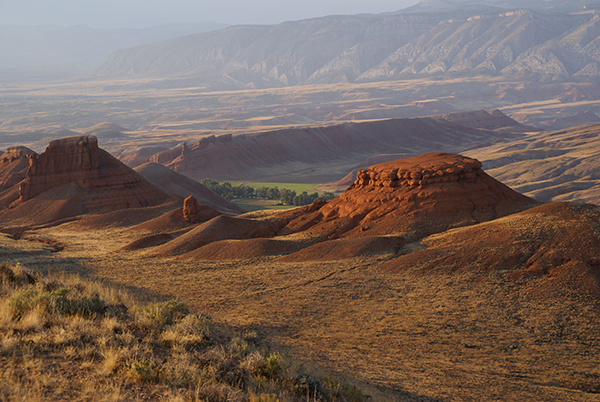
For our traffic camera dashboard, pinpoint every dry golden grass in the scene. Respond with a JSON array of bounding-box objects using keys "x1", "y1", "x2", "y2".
[
  {"x1": 0, "y1": 263, "x2": 365, "y2": 402},
  {"x1": 0, "y1": 205, "x2": 599, "y2": 401}
]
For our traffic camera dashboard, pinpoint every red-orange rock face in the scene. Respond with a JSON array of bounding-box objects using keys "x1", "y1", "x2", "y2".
[
  {"x1": 20, "y1": 136, "x2": 99, "y2": 201},
  {"x1": 326, "y1": 152, "x2": 533, "y2": 220},
  {"x1": 278, "y1": 153, "x2": 538, "y2": 240},
  {"x1": 182, "y1": 195, "x2": 222, "y2": 223},
  {"x1": 17, "y1": 135, "x2": 168, "y2": 212}
]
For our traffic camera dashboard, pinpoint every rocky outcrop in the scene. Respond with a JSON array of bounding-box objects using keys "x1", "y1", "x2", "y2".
[
  {"x1": 0, "y1": 146, "x2": 34, "y2": 193},
  {"x1": 351, "y1": 153, "x2": 482, "y2": 188},
  {"x1": 182, "y1": 195, "x2": 222, "y2": 223},
  {"x1": 16, "y1": 135, "x2": 168, "y2": 213},
  {"x1": 277, "y1": 153, "x2": 537, "y2": 240},
  {"x1": 19, "y1": 136, "x2": 99, "y2": 201},
  {"x1": 331, "y1": 153, "x2": 534, "y2": 220}
]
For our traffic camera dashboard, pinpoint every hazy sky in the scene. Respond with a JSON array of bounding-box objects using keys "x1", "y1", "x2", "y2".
[{"x1": 0, "y1": 0, "x2": 420, "y2": 28}]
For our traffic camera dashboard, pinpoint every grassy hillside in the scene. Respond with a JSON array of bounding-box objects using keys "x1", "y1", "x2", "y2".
[{"x1": 0, "y1": 263, "x2": 365, "y2": 402}]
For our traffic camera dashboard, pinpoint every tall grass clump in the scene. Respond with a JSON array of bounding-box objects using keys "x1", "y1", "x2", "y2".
[{"x1": 0, "y1": 262, "x2": 366, "y2": 402}]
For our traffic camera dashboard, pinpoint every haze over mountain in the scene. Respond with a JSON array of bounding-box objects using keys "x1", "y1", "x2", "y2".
[
  {"x1": 0, "y1": 23, "x2": 228, "y2": 80},
  {"x1": 94, "y1": 5, "x2": 600, "y2": 89}
]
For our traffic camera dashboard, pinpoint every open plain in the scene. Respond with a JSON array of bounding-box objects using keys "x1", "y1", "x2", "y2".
[{"x1": 3, "y1": 2, "x2": 600, "y2": 400}]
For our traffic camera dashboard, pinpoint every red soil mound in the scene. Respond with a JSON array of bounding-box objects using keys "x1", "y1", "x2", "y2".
[
  {"x1": 124, "y1": 196, "x2": 222, "y2": 234},
  {"x1": 0, "y1": 136, "x2": 170, "y2": 227},
  {"x1": 278, "y1": 153, "x2": 537, "y2": 241},
  {"x1": 181, "y1": 238, "x2": 307, "y2": 260},
  {"x1": 119, "y1": 233, "x2": 174, "y2": 252},
  {"x1": 152, "y1": 215, "x2": 276, "y2": 257},
  {"x1": 127, "y1": 208, "x2": 189, "y2": 233},
  {"x1": 278, "y1": 236, "x2": 404, "y2": 262},
  {"x1": 380, "y1": 202, "x2": 600, "y2": 300},
  {"x1": 0, "y1": 182, "x2": 88, "y2": 228}
]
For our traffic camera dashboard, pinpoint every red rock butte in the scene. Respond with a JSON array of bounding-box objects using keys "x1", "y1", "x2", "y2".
[
  {"x1": 0, "y1": 135, "x2": 170, "y2": 227},
  {"x1": 278, "y1": 152, "x2": 537, "y2": 241},
  {"x1": 17, "y1": 135, "x2": 168, "y2": 209}
]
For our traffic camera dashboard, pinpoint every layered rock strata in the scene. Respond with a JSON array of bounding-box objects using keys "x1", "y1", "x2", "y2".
[
  {"x1": 17, "y1": 135, "x2": 168, "y2": 212},
  {"x1": 0, "y1": 146, "x2": 34, "y2": 192},
  {"x1": 277, "y1": 153, "x2": 537, "y2": 240}
]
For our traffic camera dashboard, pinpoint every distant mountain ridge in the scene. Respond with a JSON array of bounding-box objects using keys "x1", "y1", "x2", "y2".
[
  {"x1": 400, "y1": 0, "x2": 597, "y2": 13},
  {"x1": 94, "y1": 6, "x2": 600, "y2": 89}
]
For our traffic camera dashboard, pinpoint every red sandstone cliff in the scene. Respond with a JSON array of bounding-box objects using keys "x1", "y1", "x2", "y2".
[
  {"x1": 18, "y1": 135, "x2": 168, "y2": 211},
  {"x1": 277, "y1": 153, "x2": 538, "y2": 241},
  {"x1": 0, "y1": 135, "x2": 170, "y2": 227}
]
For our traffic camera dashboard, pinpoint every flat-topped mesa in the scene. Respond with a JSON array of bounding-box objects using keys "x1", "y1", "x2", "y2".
[
  {"x1": 275, "y1": 153, "x2": 538, "y2": 241},
  {"x1": 19, "y1": 136, "x2": 100, "y2": 201},
  {"x1": 352, "y1": 154, "x2": 483, "y2": 189},
  {"x1": 16, "y1": 135, "x2": 168, "y2": 212}
]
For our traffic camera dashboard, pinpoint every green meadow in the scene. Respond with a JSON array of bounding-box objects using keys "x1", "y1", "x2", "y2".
[{"x1": 231, "y1": 182, "x2": 320, "y2": 193}]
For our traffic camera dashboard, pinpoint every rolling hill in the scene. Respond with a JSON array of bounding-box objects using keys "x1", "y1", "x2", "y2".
[
  {"x1": 136, "y1": 114, "x2": 526, "y2": 182},
  {"x1": 466, "y1": 122, "x2": 600, "y2": 204}
]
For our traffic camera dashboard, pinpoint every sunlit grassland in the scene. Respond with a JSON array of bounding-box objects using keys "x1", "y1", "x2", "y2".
[
  {"x1": 230, "y1": 182, "x2": 320, "y2": 193},
  {"x1": 0, "y1": 263, "x2": 366, "y2": 402}
]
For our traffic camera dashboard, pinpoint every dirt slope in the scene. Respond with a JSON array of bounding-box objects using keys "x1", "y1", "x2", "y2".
[{"x1": 381, "y1": 201, "x2": 600, "y2": 298}]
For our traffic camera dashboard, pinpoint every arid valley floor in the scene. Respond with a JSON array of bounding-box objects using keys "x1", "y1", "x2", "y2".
[{"x1": 4, "y1": 4, "x2": 600, "y2": 398}]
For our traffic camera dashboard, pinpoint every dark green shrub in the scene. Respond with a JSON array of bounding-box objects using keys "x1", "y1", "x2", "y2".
[{"x1": 141, "y1": 300, "x2": 190, "y2": 328}]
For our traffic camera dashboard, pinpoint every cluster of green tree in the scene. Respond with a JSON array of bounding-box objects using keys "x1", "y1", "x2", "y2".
[{"x1": 200, "y1": 179, "x2": 335, "y2": 206}]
